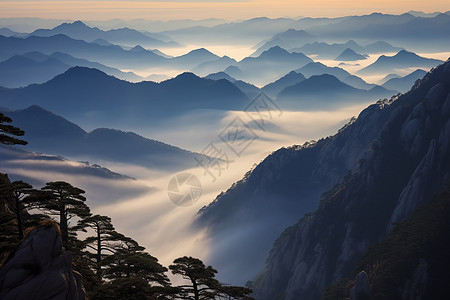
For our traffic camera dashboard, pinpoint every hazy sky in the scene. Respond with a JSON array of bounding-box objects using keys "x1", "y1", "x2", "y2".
[{"x1": 0, "y1": 0, "x2": 448, "y2": 20}]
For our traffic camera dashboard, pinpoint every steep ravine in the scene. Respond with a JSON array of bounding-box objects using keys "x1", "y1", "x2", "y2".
[{"x1": 252, "y1": 60, "x2": 450, "y2": 299}]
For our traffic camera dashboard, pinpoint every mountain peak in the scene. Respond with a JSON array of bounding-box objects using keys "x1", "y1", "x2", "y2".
[
  {"x1": 58, "y1": 20, "x2": 90, "y2": 29},
  {"x1": 260, "y1": 46, "x2": 289, "y2": 57},
  {"x1": 130, "y1": 45, "x2": 146, "y2": 52}
]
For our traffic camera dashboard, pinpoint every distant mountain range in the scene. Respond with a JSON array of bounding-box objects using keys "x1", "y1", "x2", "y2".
[
  {"x1": 28, "y1": 20, "x2": 180, "y2": 48},
  {"x1": 251, "y1": 29, "x2": 315, "y2": 57},
  {"x1": 357, "y1": 50, "x2": 443, "y2": 75},
  {"x1": 0, "y1": 34, "x2": 219, "y2": 71},
  {"x1": 335, "y1": 48, "x2": 368, "y2": 61},
  {"x1": 276, "y1": 74, "x2": 394, "y2": 110},
  {"x1": 196, "y1": 59, "x2": 450, "y2": 295},
  {"x1": 1, "y1": 105, "x2": 213, "y2": 170},
  {"x1": 0, "y1": 143, "x2": 135, "y2": 185},
  {"x1": 238, "y1": 46, "x2": 314, "y2": 85},
  {"x1": 295, "y1": 62, "x2": 377, "y2": 90},
  {"x1": 381, "y1": 69, "x2": 427, "y2": 93},
  {"x1": 205, "y1": 72, "x2": 261, "y2": 99},
  {"x1": 261, "y1": 71, "x2": 306, "y2": 97},
  {"x1": 252, "y1": 59, "x2": 450, "y2": 300},
  {"x1": 0, "y1": 67, "x2": 250, "y2": 126},
  {"x1": 0, "y1": 51, "x2": 143, "y2": 87},
  {"x1": 291, "y1": 40, "x2": 403, "y2": 59}
]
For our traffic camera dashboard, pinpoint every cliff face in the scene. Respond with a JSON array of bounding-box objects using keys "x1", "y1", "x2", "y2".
[
  {"x1": 196, "y1": 91, "x2": 394, "y2": 283},
  {"x1": 0, "y1": 221, "x2": 86, "y2": 300},
  {"x1": 252, "y1": 60, "x2": 450, "y2": 299}
]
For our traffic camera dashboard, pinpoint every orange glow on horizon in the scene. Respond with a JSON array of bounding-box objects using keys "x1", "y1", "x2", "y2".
[{"x1": 0, "y1": 0, "x2": 449, "y2": 21}]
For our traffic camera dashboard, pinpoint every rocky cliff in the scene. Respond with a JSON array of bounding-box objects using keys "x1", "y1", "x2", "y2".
[
  {"x1": 196, "y1": 91, "x2": 396, "y2": 283},
  {"x1": 0, "y1": 220, "x2": 86, "y2": 300},
  {"x1": 252, "y1": 60, "x2": 450, "y2": 299}
]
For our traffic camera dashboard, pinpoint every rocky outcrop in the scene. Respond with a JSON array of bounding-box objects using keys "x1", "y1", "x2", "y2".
[
  {"x1": 252, "y1": 60, "x2": 450, "y2": 299},
  {"x1": 0, "y1": 221, "x2": 86, "y2": 300},
  {"x1": 349, "y1": 271, "x2": 370, "y2": 300}
]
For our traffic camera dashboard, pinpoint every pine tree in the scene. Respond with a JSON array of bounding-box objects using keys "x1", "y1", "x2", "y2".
[
  {"x1": 39, "y1": 181, "x2": 90, "y2": 249},
  {"x1": 169, "y1": 256, "x2": 253, "y2": 300},
  {"x1": 77, "y1": 214, "x2": 126, "y2": 280},
  {"x1": 0, "y1": 112, "x2": 27, "y2": 145},
  {"x1": 0, "y1": 180, "x2": 37, "y2": 239},
  {"x1": 102, "y1": 236, "x2": 173, "y2": 300}
]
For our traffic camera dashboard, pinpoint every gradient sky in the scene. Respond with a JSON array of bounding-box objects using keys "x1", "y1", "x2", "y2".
[{"x1": 0, "y1": 0, "x2": 449, "y2": 20}]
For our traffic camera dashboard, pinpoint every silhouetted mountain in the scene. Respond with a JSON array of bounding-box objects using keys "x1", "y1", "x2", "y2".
[
  {"x1": 0, "y1": 54, "x2": 70, "y2": 88},
  {"x1": 205, "y1": 71, "x2": 236, "y2": 82},
  {"x1": 29, "y1": 20, "x2": 180, "y2": 48},
  {"x1": 335, "y1": 48, "x2": 367, "y2": 61},
  {"x1": 353, "y1": 13, "x2": 450, "y2": 46},
  {"x1": 2, "y1": 105, "x2": 214, "y2": 170},
  {"x1": 0, "y1": 67, "x2": 250, "y2": 126},
  {"x1": 262, "y1": 71, "x2": 306, "y2": 97},
  {"x1": 362, "y1": 40, "x2": 404, "y2": 53},
  {"x1": 296, "y1": 62, "x2": 376, "y2": 90},
  {"x1": 377, "y1": 73, "x2": 401, "y2": 85},
  {"x1": 0, "y1": 27, "x2": 23, "y2": 37},
  {"x1": 0, "y1": 51, "x2": 143, "y2": 87},
  {"x1": 224, "y1": 65, "x2": 243, "y2": 78},
  {"x1": 251, "y1": 29, "x2": 315, "y2": 57},
  {"x1": 381, "y1": 69, "x2": 427, "y2": 93},
  {"x1": 252, "y1": 59, "x2": 450, "y2": 299},
  {"x1": 357, "y1": 50, "x2": 443, "y2": 75},
  {"x1": 196, "y1": 60, "x2": 449, "y2": 294},
  {"x1": 91, "y1": 38, "x2": 112, "y2": 46},
  {"x1": 191, "y1": 56, "x2": 238, "y2": 77},
  {"x1": 237, "y1": 46, "x2": 313, "y2": 85},
  {"x1": 0, "y1": 34, "x2": 219, "y2": 71},
  {"x1": 0, "y1": 34, "x2": 165, "y2": 70},
  {"x1": 205, "y1": 72, "x2": 261, "y2": 99},
  {"x1": 277, "y1": 74, "x2": 393, "y2": 110},
  {"x1": 0, "y1": 144, "x2": 133, "y2": 183},
  {"x1": 291, "y1": 40, "x2": 363, "y2": 59},
  {"x1": 161, "y1": 17, "x2": 297, "y2": 46},
  {"x1": 407, "y1": 10, "x2": 443, "y2": 18},
  {"x1": 291, "y1": 40, "x2": 402, "y2": 59},
  {"x1": 172, "y1": 48, "x2": 220, "y2": 69}
]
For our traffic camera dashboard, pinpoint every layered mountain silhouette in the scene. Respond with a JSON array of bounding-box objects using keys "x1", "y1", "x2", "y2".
[
  {"x1": 235, "y1": 46, "x2": 313, "y2": 85},
  {"x1": 252, "y1": 59, "x2": 450, "y2": 300},
  {"x1": 196, "y1": 59, "x2": 450, "y2": 294},
  {"x1": 0, "y1": 51, "x2": 143, "y2": 87},
  {"x1": 191, "y1": 56, "x2": 238, "y2": 77},
  {"x1": 261, "y1": 71, "x2": 306, "y2": 97},
  {"x1": 0, "y1": 34, "x2": 220, "y2": 70},
  {"x1": 251, "y1": 29, "x2": 315, "y2": 57},
  {"x1": 2, "y1": 105, "x2": 214, "y2": 170},
  {"x1": 205, "y1": 72, "x2": 261, "y2": 99},
  {"x1": 357, "y1": 50, "x2": 443, "y2": 75},
  {"x1": 295, "y1": 62, "x2": 376, "y2": 90},
  {"x1": 276, "y1": 74, "x2": 393, "y2": 110},
  {"x1": 291, "y1": 40, "x2": 403, "y2": 59},
  {"x1": 335, "y1": 48, "x2": 367, "y2": 61},
  {"x1": 381, "y1": 69, "x2": 427, "y2": 93},
  {"x1": 0, "y1": 54, "x2": 70, "y2": 88},
  {"x1": 0, "y1": 67, "x2": 250, "y2": 126},
  {"x1": 0, "y1": 144, "x2": 133, "y2": 184},
  {"x1": 28, "y1": 20, "x2": 180, "y2": 48}
]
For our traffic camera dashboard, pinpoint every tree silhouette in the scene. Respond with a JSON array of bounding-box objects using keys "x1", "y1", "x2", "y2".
[
  {"x1": 0, "y1": 180, "x2": 36, "y2": 239},
  {"x1": 77, "y1": 214, "x2": 129, "y2": 280},
  {"x1": 39, "y1": 181, "x2": 90, "y2": 249},
  {"x1": 0, "y1": 112, "x2": 27, "y2": 145},
  {"x1": 170, "y1": 256, "x2": 253, "y2": 300},
  {"x1": 102, "y1": 236, "x2": 173, "y2": 300}
]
